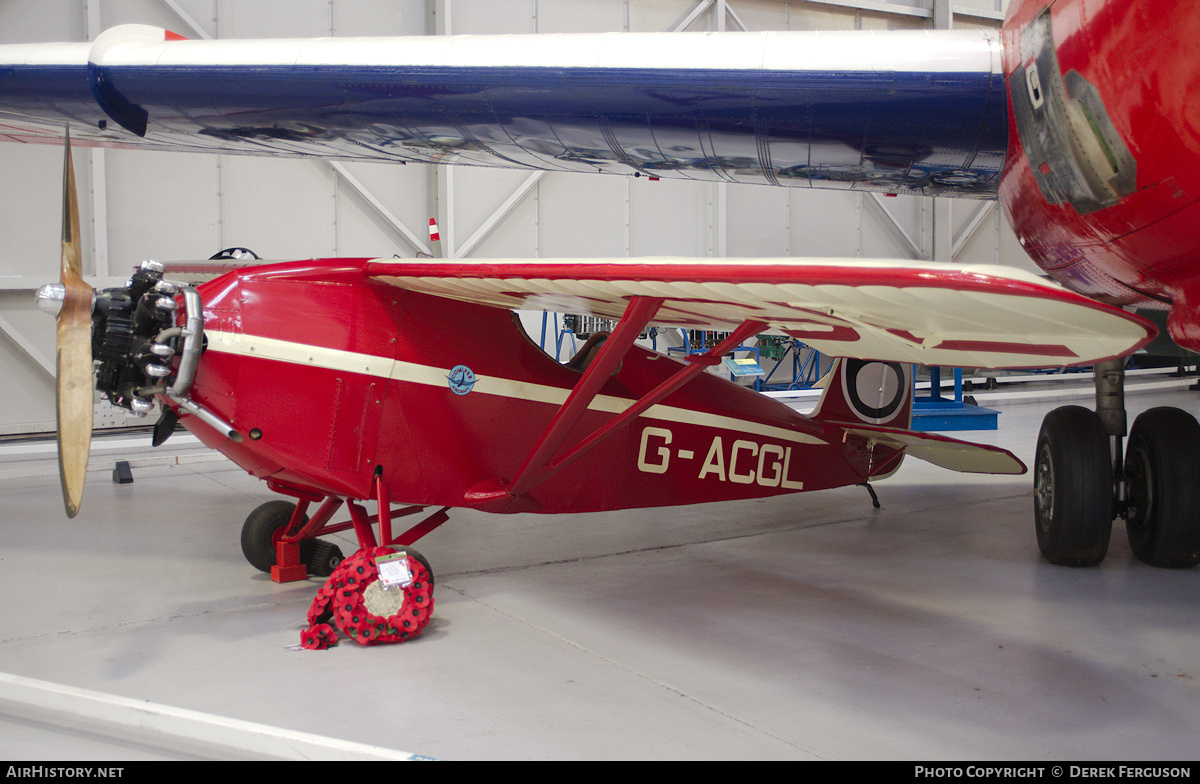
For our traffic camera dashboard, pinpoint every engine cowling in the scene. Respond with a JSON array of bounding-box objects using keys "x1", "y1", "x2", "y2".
[{"x1": 998, "y1": 0, "x2": 1200, "y2": 349}]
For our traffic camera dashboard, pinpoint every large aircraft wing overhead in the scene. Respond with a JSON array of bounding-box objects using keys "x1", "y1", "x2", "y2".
[
  {"x1": 365, "y1": 257, "x2": 1156, "y2": 369},
  {"x1": 0, "y1": 24, "x2": 1006, "y2": 197}
]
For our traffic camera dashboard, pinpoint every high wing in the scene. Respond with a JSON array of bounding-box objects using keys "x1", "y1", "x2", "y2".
[
  {"x1": 0, "y1": 24, "x2": 1006, "y2": 197},
  {"x1": 360, "y1": 256, "x2": 1154, "y2": 369}
]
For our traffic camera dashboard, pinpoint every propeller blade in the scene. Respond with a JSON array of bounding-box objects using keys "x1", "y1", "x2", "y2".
[{"x1": 56, "y1": 131, "x2": 93, "y2": 518}]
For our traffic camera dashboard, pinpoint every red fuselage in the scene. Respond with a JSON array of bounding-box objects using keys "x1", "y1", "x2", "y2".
[
  {"x1": 999, "y1": 0, "x2": 1200, "y2": 348},
  {"x1": 178, "y1": 260, "x2": 894, "y2": 512}
]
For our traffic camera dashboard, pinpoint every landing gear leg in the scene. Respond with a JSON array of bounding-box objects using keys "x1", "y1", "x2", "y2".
[{"x1": 1094, "y1": 358, "x2": 1128, "y2": 511}]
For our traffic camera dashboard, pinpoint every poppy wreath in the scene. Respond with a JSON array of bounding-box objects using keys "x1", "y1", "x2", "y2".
[{"x1": 301, "y1": 546, "x2": 434, "y2": 650}]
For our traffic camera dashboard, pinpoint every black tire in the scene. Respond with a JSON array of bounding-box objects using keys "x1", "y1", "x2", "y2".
[
  {"x1": 304, "y1": 539, "x2": 345, "y2": 577},
  {"x1": 400, "y1": 546, "x2": 435, "y2": 593},
  {"x1": 241, "y1": 500, "x2": 306, "y2": 573},
  {"x1": 1033, "y1": 406, "x2": 1114, "y2": 566},
  {"x1": 1124, "y1": 407, "x2": 1200, "y2": 568}
]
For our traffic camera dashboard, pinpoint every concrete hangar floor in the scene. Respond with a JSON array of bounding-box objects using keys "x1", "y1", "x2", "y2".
[{"x1": 0, "y1": 374, "x2": 1197, "y2": 761}]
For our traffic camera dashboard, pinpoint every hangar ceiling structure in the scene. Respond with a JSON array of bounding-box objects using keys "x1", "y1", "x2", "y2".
[{"x1": 0, "y1": 0, "x2": 1020, "y2": 435}]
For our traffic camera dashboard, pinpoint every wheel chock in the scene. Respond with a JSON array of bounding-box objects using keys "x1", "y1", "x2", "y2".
[
  {"x1": 271, "y1": 539, "x2": 308, "y2": 583},
  {"x1": 112, "y1": 461, "x2": 133, "y2": 484}
]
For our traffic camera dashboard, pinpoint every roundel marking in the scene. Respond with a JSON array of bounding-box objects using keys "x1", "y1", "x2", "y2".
[{"x1": 842, "y1": 359, "x2": 907, "y2": 424}]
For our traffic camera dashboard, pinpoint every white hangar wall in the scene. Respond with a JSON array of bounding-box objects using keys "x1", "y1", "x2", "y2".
[{"x1": 0, "y1": 0, "x2": 1017, "y2": 434}]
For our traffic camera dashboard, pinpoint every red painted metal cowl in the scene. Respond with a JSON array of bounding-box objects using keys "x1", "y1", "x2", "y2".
[{"x1": 999, "y1": 0, "x2": 1200, "y2": 349}]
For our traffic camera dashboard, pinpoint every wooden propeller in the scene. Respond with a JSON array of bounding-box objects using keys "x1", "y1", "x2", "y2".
[{"x1": 56, "y1": 131, "x2": 93, "y2": 518}]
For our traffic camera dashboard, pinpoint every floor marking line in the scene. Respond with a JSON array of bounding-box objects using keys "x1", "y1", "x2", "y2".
[{"x1": 0, "y1": 672, "x2": 429, "y2": 761}]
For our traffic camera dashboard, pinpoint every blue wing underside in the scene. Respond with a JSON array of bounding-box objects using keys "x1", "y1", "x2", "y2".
[{"x1": 0, "y1": 31, "x2": 1008, "y2": 197}]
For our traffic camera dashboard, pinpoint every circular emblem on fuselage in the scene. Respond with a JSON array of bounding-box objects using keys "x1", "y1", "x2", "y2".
[
  {"x1": 448, "y1": 364, "x2": 477, "y2": 395},
  {"x1": 842, "y1": 359, "x2": 908, "y2": 425}
]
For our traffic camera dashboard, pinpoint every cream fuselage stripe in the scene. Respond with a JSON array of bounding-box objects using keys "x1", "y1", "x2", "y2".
[{"x1": 205, "y1": 330, "x2": 824, "y2": 446}]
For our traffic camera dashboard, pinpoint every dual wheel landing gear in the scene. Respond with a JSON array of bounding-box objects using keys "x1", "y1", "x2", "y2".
[{"x1": 1034, "y1": 359, "x2": 1200, "y2": 568}]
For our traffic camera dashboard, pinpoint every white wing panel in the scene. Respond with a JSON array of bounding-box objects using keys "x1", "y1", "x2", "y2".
[{"x1": 367, "y1": 256, "x2": 1156, "y2": 369}]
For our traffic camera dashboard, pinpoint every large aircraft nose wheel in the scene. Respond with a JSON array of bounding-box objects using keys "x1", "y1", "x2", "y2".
[
  {"x1": 1033, "y1": 406, "x2": 1113, "y2": 566},
  {"x1": 1123, "y1": 408, "x2": 1200, "y2": 568}
]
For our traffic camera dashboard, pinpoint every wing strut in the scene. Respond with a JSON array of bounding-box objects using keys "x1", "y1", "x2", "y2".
[
  {"x1": 465, "y1": 297, "x2": 766, "y2": 512},
  {"x1": 543, "y1": 318, "x2": 768, "y2": 474},
  {"x1": 468, "y1": 295, "x2": 664, "y2": 510}
]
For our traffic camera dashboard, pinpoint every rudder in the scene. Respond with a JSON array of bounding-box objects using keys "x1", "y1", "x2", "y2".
[{"x1": 810, "y1": 358, "x2": 913, "y2": 429}]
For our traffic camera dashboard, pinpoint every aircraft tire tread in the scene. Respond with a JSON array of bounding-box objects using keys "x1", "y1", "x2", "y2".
[
  {"x1": 241, "y1": 500, "x2": 306, "y2": 573},
  {"x1": 1034, "y1": 405, "x2": 1113, "y2": 567},
  {"x1": 1124, "y1": 407, "x2": 1200, "y2": 569}
]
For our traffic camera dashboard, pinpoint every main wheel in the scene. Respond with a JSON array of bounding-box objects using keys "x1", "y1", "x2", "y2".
[
  {"x1": 241, "y1": 501, "x2": 299, "y2": 573},
  {"x1": 402, "y1": 546, "x2": 435, "y2": 593},
  {"x1": 1033, "y1": 406, "x2": 1114, "y2": 566},
  {"x1": 241, "y1": 501, "x2": 346, "y2": 576},
  {"x1": 1124, "y1": 407, "x2": 1200, "y2": 568}
]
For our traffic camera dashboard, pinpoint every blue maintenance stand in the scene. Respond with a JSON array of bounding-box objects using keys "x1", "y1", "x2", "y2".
[
  {"x1": 759, "y1": 339, "x2": 827, "y2": 391},
  {"x1": 911, "y1": 367, "x2": 999, "y2": 431},
  {"x1": 539, "y1": 312, "x2": 577, "y2": 361}
]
